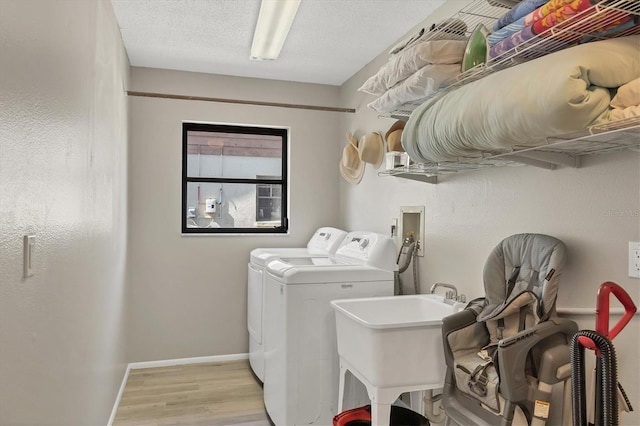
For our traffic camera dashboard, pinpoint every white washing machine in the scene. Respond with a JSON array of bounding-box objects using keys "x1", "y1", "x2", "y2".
[
  {"x1": 248, "y1": 227, "x2": 347, "y2": 382},
  {"x1": 263, "y1": 231, "x2": 396, "y2": 426}
]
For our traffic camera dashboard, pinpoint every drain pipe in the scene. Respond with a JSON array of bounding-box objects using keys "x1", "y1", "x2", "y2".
[{"x1": 423, "y1": 390, "x2": 447, "y2": 423}]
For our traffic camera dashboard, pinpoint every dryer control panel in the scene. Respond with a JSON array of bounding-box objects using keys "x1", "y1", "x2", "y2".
[
  {"x1": 307, "y1": 227, "x2": 348, "y2": 254},
  {"x1": 335, "y1": 231, "x2": 397, "y2": 272}
]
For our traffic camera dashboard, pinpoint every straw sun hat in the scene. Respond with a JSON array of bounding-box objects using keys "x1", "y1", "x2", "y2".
[
  {"x1": 358, "y1": 132, "x2": 384, "y2": 169},
  {"x1": 340, "y1": 131, "x2": 386, "y2": 184},
  {"x1": 339, "y1": 132, "x2": 365, "y2": 184},
  {"x1": 385, "y1": 120, "x2": 406, "y2": 152}
]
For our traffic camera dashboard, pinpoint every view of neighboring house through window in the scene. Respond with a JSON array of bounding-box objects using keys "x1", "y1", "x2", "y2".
[
  {"x1": 182, "y1": 122, "x2": 288, "y2": 233},
  {"x1": 256, "y1": 176, "x2": 282, "y2": 224}
]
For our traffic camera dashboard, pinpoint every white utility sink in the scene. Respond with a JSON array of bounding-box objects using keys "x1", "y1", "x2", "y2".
[{"x1": 331, "y1": 294, "x2": 466, "y2": 426}]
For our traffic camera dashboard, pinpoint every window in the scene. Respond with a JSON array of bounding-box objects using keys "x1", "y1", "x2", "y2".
[
  {"x1": 182, "y1": 122, "x2": 288, "y2": 234},
  {"x1": 256, "y1": 177, "x2": 282, "y2": 225}
]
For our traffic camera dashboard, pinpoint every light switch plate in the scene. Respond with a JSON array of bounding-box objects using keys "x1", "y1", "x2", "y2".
[
  {"x1": 629, "y1": 241, "x2": 640, "y2": 279},
  {"x1": 24, "y1": 235, "x2": 35, "y2": 278}
]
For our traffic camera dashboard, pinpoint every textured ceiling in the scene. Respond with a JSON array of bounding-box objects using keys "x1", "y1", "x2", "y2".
[{"x1": 110, "y1": 0, "x2": 446, "y2": 86}]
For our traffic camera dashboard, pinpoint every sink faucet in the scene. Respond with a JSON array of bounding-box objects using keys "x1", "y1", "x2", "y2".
[{"x1": 430, "y1": 282, "x2": 463, "y2": 302}]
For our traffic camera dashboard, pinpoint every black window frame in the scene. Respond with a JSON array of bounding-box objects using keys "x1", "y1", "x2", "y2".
[{"x1": 182, "y1": 122, "x2": 289, "y2": 234}]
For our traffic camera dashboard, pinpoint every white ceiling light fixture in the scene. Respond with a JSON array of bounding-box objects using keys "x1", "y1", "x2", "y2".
[{"x1": 250, "y1": 0, "x2": 301, "y2": 61}]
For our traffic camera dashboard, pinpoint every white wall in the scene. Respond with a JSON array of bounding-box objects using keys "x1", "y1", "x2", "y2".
[
  {"x1": 338, "y1": 0, "x2": 640, "y2": 422},
  {"x1": 0, "y1": 0, "x2": 129, "y2": 424},
  {"x1": 126, "y1": 67, "x2": 343, "y2": 361}
]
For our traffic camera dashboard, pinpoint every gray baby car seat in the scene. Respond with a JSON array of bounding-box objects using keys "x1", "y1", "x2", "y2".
[{"x1": 441, "y1": 234, "x2": 578, "y2": 426}]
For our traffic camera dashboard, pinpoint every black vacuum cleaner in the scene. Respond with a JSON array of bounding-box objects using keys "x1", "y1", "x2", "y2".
[{"x1": 571, "y1": 281, "x2": 636, "y2": 426}]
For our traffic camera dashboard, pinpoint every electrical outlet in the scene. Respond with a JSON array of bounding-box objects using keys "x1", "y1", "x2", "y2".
[{"x1": 629, "y1": 241, "x2": 640, "y2": 279}]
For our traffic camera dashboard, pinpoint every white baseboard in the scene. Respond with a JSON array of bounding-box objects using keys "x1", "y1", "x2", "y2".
[
  {"x1": 128, "y1": 353, "x2": 249, "y2": 370},
  {"x1": 107, "y1": 363, "x2": 131, "y2": 426},
  {"x1": 107, "y1": 353, "x2": 249, "y2": 425}
]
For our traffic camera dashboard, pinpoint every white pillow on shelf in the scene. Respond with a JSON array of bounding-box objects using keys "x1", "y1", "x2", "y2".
[
  {"x1": 367, "y1": 64, "x2": 461, "y2": 113},
  {"x1": 359, "y1": 40, "x2": 466, "y2": 96},
  {"x1": 611, "y1": 78, "x2": 640, "y2": 109},
  {"x1": 610, "y1": 78, "x2": 640, "y2": 121}
]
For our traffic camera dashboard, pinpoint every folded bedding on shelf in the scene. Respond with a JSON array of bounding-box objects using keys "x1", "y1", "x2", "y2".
[
  {"x1": 402, "y1": 36, "x2": 640, "y2": 163},
  {"x1": 489, "y1": 0, "x2": 632, "y2": 58},
  {"x1": 493, "y1": 0, "x2": 548, "y2": 31},
  {"x1": 367, "y1": 64, "x2": 461, "y2": 113},
  {"x1": 529, "y1": 0, "x2": 628, "y2": 32},
  {"x1": 490, "y1": 10, "x2": 637, "y2": 48},
  {"x1": 359, "y1": 39, "x2": 466, "y2": 96},
  {"x1": 610, "y1": 78, "x2": 640, "y2": 121},
  {"x1": 488, "y1": 0, "x2": 577, "y2": 46},
  {"x1": 488, "y1": 16, "x2": 527, "y2": 45},
  {"x1": 523, "y1": 0, "x2": 577, "y2": 26}
]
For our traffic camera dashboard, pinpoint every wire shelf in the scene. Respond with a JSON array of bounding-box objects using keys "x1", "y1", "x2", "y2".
[
  {"x1": 378, "y1": 117, "x2": 640, "y2": 183},
  {"x1": 384, "y1": 0, "x2": 640, "y2": 120},
  {"x1": 376, "y1": 1, "x2": 640, "y2": 182}
]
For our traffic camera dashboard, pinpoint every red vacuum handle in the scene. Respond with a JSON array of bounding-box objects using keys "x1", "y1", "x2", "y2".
[
  {"x1": 577, "y1": 281, "x2": 637, "y2": 351},
  {"x1": 596, "y1": 281, "x2": 637, "y2": 340}
]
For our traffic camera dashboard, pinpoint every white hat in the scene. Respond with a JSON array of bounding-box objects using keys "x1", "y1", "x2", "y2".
[
  {"x1": 358, "y1": 132, "x2": 384, "y2": 169},
  {"x1": 339, "y1": 132, "x2": 365, "y2": 184}
]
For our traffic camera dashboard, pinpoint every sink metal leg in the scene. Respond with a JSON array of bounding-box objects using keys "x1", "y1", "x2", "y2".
[
  {"x1": 339, "y1": 357, "x2": 438, "y2": 425},
  {"x1": 338, "y1": 362, "x2": 347, "y2": 412}
]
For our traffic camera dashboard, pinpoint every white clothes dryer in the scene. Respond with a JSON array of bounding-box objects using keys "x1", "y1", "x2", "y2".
[
  {"x1": 248, "y1": 227, "x2": 347, "y2": 382},
  {"x1": 263, "y1": 231, "x2": 396, "y2": 426}
]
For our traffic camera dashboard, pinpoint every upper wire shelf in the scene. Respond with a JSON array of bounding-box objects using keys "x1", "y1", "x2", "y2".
[{"x1": 385, "y1": 0, "x2": 640, "y2": 120}]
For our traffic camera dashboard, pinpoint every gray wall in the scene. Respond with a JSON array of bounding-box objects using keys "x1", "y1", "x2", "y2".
[
  {"x1": 126, "y1": 67, "x2": 343, "y2": 361},
  {"x1": 0, "y1": 0, "x2": 129, "y2": 424},
  {"x1": 338, "y1": 1, "x2": 640, "y2": 422}
]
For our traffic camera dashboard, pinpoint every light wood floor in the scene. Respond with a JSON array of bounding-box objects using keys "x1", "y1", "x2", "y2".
[{"x1": 113, "y1": 360, "x2": 271, "y2": 426}]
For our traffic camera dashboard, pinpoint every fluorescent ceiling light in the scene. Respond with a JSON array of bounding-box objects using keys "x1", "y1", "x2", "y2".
[{"x1": 250, "y1": 0, "x2": 301, "y2": 60}]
